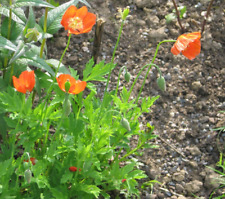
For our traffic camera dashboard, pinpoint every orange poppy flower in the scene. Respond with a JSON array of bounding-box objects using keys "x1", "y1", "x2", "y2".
[
  {"x1": 171, "y1": 32, "x2": 201, "y2": 60},
  {"x1": 61, "y1": 5, "x2": 96, "y2": 36},
  {"x1": 13, "y1": 70, "x2": 35, "y2": 94},
  {"x1": 56, "y1": 74, "x2": 86, "y2": 94},
  {"x1": 24, "y1": 157, "x2": 37, "y2": 165}
]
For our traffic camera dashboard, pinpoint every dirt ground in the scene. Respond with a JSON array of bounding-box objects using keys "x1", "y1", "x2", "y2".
[{"x1": 47, "y1": 0, "x2": 225, "y2": 198}]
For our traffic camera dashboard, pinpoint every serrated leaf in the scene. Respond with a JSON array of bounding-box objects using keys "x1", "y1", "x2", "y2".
[
  {"x1": 0, "y1": 6, "x2": 26, "y2": 25},
  {"x1": 13, "y1": 0, "x2": 55, "y2": 9},
  {"x1": 0, "y1": 36, "x2": 17, "y2": 51},
  {"x1": 39, "y1": 0, "x2": 79, "y2": 34},
  {"x1": 81, "y1": 184, "x2": 101, "y2": 198},
  {"x1": 84, "y1": 61, "x2": 115, "y2": 82}
]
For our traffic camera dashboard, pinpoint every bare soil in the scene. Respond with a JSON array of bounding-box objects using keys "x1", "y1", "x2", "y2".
[{"x1": 47, "y1": 0, "x2": 225, "y2": 198}]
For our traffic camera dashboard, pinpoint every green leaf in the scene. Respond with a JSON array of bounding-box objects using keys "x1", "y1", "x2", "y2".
[
  {"x1": 178, "y1": 6, "x2": 187, "y2": 19},
  {"x1": 23, "y1": 6, "x2": 36, "y2": 35},
  {"x1": 81, "y1": 184, "x2": 101, "y2": 198},
  {"x1": 13, "y1": 0, "x2": 55, "y2": 8},
  {"x1": 84, "y1": 61, "x2": 116, "y2": 82},
  {"x1": 1, "y1": 18, "x2": 24, "y2": 41},
  {"x1": 0, "y1": 6, "x2": 26, "y2": 25},
  {"x1": 0, "y1": 36, "x2": 17, "y2": 52},
  {"x1": 46, "y1": 59, "x2": 70, "y2": 74},
  {"x1": 20, "y1": 49, "x2": 55, "y2": 76},
  {"x1": 60, "y1": 171, "x2": 73, "y2": 184},
  {"x1": 9, "y1": 42, "x2": 32, "y2": 64},
  {"x1": 39, "y1": 0, "x2": 79, "y2": 34}
]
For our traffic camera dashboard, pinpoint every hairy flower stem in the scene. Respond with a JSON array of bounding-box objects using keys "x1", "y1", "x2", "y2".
[
  {"x1": 104, "y1": 20, "x2": 125, "y2": 97},
  {"x1": 201, "y1": 0, "x2": 215, "y2": 34},
  {"x1": 40, "y1": 0, "x2": 50, "y2": 58},
  {"x1": 135, "y1": 40, "x2": 176, "y2": 104},
  {"x1": 41, "y1": 34, "x2": 71, "y2": 123},
  {"x1": 115, "y1": 66, "x2": 126, "y2": 97},
  {"x1": 172, "y1": 0, "x2": 184, "y2": 33}
]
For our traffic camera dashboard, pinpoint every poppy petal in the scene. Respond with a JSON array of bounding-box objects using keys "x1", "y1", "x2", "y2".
[
  {"x1": 75, "y1": 6, "x2": 88, "y2": 19},
  {"x1": 70, "y1": 80, "x2": 86, "y2": 94},
  {"x1": 61, "y1": 5, "x2": 77, "y2": 30}
]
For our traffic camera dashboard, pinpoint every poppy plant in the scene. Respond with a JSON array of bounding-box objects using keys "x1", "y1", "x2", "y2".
[
  {"x1": 56, "y1": 74, "x2": 87, "y2": 94},
  {"x1": 122, "y1": 179, "x2": 127, "y2": 183},
  {"x1": 61, "y1": 5, "x2": 96, "y2": 36},
  {"x1": 171, "y1": 32, "x2": 201, "y2": 60},
  {"x1": 13, "y1": 70, "x2": 35, "y2": 94}
]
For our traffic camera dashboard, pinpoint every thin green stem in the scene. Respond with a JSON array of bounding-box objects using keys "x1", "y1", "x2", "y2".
[
  {"x1": 40, "y1": 0, "x2": 50, "y2": 58},
  {"x1": 104, "y1": 20, "x2": 125, "y2": 99},
  {"x1": 135, "y1": 40, "x2": 176, "y2": 104},
  {"x1": 120, "y1": 142, "x2": 143, "y2": 162},
  {"x1": 41, "y1": 34, "x2": 71, "y2": 122},
  {"x1": 115, "y1": 66, "x2": 126, "y2": 97}
]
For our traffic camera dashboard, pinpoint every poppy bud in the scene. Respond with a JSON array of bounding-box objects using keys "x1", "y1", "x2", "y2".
[
  {"x1": 24, "y1": 169, "x2": 32, "y2": 184},
  {"x1": 64, "y1": 80, "x2": 71, "y2": 93},
  {"x1": 121, "y1": 117, "x2": 131, "y2": 132},
  {"x1": 25, "y1": 28, "x2": 40, "y2": 42},
  {"x1": 157, "y1": 76, "x2": 166, "y2": 92},
  {"x1": 122, "y1": 8, "x2": 129, "y2": 20},
  {"x1": 122, "y1": 179, "x2": 127, "y2": 183},
  {"x1": 124, "y1": 71, "x2": 131, "y2": 83},
  {"x1": 69, "y1": 166, "x2": 77, "y2": 172}
]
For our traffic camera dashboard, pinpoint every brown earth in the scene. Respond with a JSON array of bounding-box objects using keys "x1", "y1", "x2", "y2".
[{"x1": 47, "y1": 0, "x2": 225, "y2": 198}]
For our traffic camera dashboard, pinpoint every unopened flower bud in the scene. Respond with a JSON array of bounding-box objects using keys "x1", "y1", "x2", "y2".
[
  {"x1": 25, "y1": 28, "x2": 40, "y2": 42},
  {"x1": 121, "y1": 117, "x2": 131, "y2": 131},
  {"x1": 64, "y1": 80, "x2": 71, "y2": 93},
  {"x1": 122, "y1": 8, "x2": 129, "y2": 20},
  {"x1": 124, "y1": 71, "x2": 131, "y2": 83},
  {"x1": 157, "y1": 76, "x2": 166, "y2": 92},
  {"x1": 24, "y1": 169, "x2": 32, "y2": 184}
]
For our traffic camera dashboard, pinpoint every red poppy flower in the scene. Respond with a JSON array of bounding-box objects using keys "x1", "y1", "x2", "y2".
[
  {"x1": 56, "y1": 74, "x2": 86, "y2": 94},
  {"x1": 171, "y1": 32, "x2": 201, "y2": 60},
  {"x1": 13, "y1": 70, "x2": 35, "y2": 94},
  {"x1": 69, "y1": 166, "x2": 77, "y2": 172},
  {"x1": 61, "y1": 5, "x2": 96, "y2": 36},
  {"x1": 24, "y1": 157, "x2": 36, "y2": 165},
  {"x1": 122, "y1": 179, "x2": 127, "y2": 183},
  {"x1": 69, "y1": 166, "x2": 81, "y2": 172}
]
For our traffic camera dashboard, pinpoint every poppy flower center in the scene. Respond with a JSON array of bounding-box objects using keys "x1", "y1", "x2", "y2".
[{"x1": 68, "y1": 17, "x2": 83, "y2": 31}]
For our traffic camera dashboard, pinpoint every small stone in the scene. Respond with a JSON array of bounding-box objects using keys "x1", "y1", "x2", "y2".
[
  {"x1": 186, "y1": 146, "x2": 201, "y2": 156},
  {"x1": 176, "y1": 184, "x2": 185, "y2": 193},
  {"x1": 148, "y1": 27, "x2": 167, "y2": 40},
  {"x1": 185, "y1": 180, "x2": 203, "y2": 193},
  {"x1": 55, "y1": 37, "x2": 67, "y2": 49},
  {"x1": 191, "y1": 81, "x2": 202, "y2": 91},
  {"x1": 172, "y1": 170, "x2": 186, "y2": 182},
  {"x1": 204, "y1": 171, "x2": 221, "y2": 189},
  {"x1": 178, "y1": 196, "x2": 187, "y2": 199}
]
